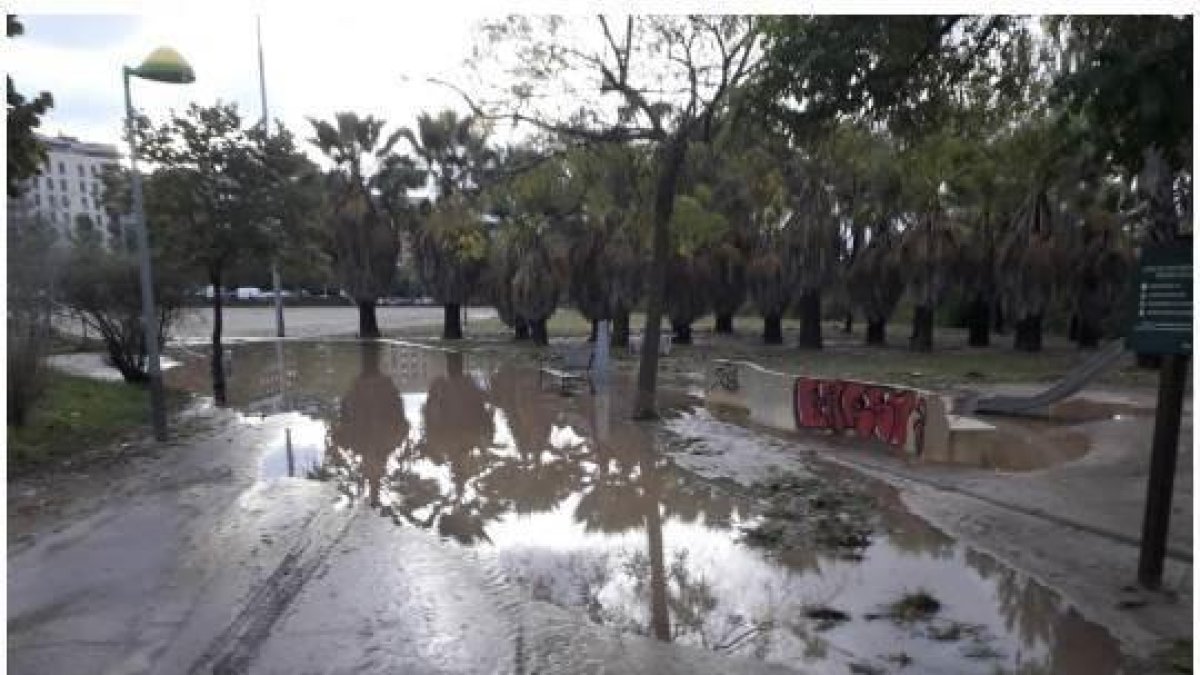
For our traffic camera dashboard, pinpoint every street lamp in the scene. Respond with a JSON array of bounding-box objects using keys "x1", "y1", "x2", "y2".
[{"x1": 123, "y1": 46, "x2": 195, "y2": 441}]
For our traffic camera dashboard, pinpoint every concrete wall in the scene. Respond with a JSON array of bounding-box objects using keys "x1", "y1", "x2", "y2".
[{"x1": 706, "y1": 359, "x2": 952, "y2": 460}]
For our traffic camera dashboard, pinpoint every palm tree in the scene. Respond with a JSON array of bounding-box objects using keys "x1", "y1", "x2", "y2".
[
  {"x1": 308, "y1": 112, "x2": 421, "y2": 338},
  {"x1": 781, "y1": 164, "x2": 841, "y2": 350},
  {"x1": 399, "y1": 110, "x2": 496, "y2": 340},
  {"x1": 846, "y1": 225, "x2": 905, "y2": 345},
  {"x1": 746, "y1": 230, "x2": 790, "y2": 344},
  {"x1": 996, "y1": 187, "x2": 1060, "y2": 352}
]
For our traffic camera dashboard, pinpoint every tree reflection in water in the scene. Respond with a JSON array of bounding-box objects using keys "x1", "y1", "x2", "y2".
[{"x1": 303, "y1": 344, "x2": 1123, "y2": 673}]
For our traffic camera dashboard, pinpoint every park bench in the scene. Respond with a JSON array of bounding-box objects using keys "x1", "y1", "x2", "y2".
[
  {"x1": 627, "y1": 333, "x2": 673, "y2": 357},
  {"x1": 539, "y1": 343, "x2": 595, "y2": 394}
]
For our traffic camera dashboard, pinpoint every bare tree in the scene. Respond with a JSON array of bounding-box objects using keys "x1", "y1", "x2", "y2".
[{"x1": 444, "y1": 15, "x2": 759, "y2": 418}]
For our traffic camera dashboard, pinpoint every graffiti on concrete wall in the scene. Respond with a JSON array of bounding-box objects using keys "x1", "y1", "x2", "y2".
[{"x1": 793, "y1": 377, "x2": 929, "y2": 454}]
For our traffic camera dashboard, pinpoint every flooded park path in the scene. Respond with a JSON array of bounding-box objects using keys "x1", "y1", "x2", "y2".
[{"x1": 155, "y1": 339, "x2": 1129, "y2": 674}]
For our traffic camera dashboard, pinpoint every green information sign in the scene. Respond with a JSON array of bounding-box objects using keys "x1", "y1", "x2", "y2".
[{"x1": 1127, "y1": 244, "x2": 1192, "y2": 355}]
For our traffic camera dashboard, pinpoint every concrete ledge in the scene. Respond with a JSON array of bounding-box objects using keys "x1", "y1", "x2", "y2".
[{"x1": 706, "y1": 359, "x2": 997, "y2": 466}]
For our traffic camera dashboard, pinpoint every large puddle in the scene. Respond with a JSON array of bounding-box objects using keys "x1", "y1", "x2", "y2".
[{"x1": 168, "y1": 340, "x2": 1126, "y2": 674}]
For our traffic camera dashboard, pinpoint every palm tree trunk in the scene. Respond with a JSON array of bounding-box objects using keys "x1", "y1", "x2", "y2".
[
  {"x1": 443, "y1": 303, "x2": 463, "y2": 340},
  {"x1": 1014, "y1": 314, "x2": 1043, "y2": 352},
  {"x1": 613, "y1": 311, "x2": 630, "y2": 348},
  {"x1": 715, "y1": 313, "x2": 734, "y2": 334},
  {"x1": 530, "y1": 318, "x2": 549, "y2": 346},
  {"x1": 634, "y1": 136, "x2": 687, "y2": 420},
  {"x1": 797, "y1": 290, "x2": 822, "y2": 349},
  {"x1": 967, "y1": 294, "x2": 990, "y2": 347},
  {"x1": 671, "y1": 320, "x2": 692, "y2": 345},
  {"x1": 358, "y1": 300, "x2": 380, "y2": 339},
  {"x1": 910, "y1": 305, "x2": 934, "y2": 352},
  {"x1": 1076, "y1": 313, "x2": 1101, "y2": 349},
  {"x1": 866, "y1": 318, "x2": 886, "y2": 346},
  {"x1": 209, "y1": 268, "x2": 227, "y2": 406},
  {"x1": 588, "y1": 319, "x2": 599, "y2": 343},
  {"x1": 513, "y1": 317, "x2": 530, "y2": 341},
  {"x1": 763, "y1": 313, "x2": 783, "y2": 344}
]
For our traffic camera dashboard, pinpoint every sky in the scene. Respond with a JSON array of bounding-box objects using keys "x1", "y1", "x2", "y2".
[
  {"x1": 7, "y1": 10, "x2": 483, "y2": 162},
  {"x1": 7, "y1": 2, "x2": 1190, "y2": 168}
]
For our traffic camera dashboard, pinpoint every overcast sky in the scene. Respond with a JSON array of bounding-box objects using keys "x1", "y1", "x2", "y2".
[
  {"x1": 7, "y1": 2, "x2": 1188, "y2": 167},
  {"x1": 7, "y1": 10, "x2": 482, "y2": 161}
]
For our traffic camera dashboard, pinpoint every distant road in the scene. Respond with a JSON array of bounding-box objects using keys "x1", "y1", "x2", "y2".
[{"x1": 171, "y1": 305, "x2": 496, "y2": 340}]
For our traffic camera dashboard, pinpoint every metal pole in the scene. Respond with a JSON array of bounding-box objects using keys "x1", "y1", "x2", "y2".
[
  {"x1": 1137, "y1": 353, "x2": 1189, "y2": 588},
  {"x1": 124, "y1": 67, "x2": 168, "y2": 441},
  {"x1": 258, "y1": 16, "x2": 286, "y2": 338}
]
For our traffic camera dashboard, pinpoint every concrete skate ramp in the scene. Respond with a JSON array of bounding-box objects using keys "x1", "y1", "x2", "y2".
[{"x1": 962, "y1": 341, "x2": 1127, "y2": 416}]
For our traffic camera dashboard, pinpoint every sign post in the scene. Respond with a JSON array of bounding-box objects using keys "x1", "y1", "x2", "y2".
[{"x1": 1127, "y1": 243, "x2": 1192, "y2": 589}]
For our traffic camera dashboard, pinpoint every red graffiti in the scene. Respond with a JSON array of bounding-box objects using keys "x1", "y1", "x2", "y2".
[{"x1": 794, "y1": 378, "x2": 923, "y2": 450}]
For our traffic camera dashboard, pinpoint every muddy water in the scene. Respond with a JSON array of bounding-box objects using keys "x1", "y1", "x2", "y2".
[{"x1": 168, "y1": 340, "x2": 1126, "y2": 674}]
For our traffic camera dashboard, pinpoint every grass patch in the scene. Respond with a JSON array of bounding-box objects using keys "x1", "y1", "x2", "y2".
[{"x1": 8, "y1": 372, "x2": 153, "y2": 470}]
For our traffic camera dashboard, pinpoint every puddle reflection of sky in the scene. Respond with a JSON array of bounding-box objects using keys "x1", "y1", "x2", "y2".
[{"x1": 178, "y1": 340, "x2": 1122, "y2": 675}]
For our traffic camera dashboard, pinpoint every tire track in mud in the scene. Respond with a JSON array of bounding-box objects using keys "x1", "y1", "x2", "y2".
[{"x1": 187, "y1": 503, "x2": 357, "y2": 675}]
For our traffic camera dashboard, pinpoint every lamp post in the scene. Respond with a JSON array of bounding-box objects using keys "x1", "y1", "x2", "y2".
[{"x1": 123, "y1": 46, "x2": 195, "y2": 441}]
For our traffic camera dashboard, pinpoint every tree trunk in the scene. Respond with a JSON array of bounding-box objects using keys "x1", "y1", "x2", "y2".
[
  {"x1": 634, "y1": 136, "x2": 687, "y2": 420},
  {"x1": 1138, "y1": 354, "x2": 1163, "y2": 369},
  {"x1": 588, "y1": 319, "x2": 599, "y2": 343},
  {"x1": 797, "y1": 290, "x2": 822, "y2": 349},
  {"x1": 443, "y1": 303, "x2": 463, "y2": 340},
  {"x1": 1013, "y1": 314, "x2": 1043, "y2": 352},
  {"x1": 842, "y1": 312, "x2": 853, "y2": 334},
  {"x1": 966, "y1": 294, "x2": 990, "y2": 347},
  {"x1": 671, "y1": 320, "x2": 692, "y2": 345},
  {"x1": 763, "y1": 313, "x2": 783, "y2": 345},
  {"x1": 1077, "y1": 317, "x2": 1101, "y2": 349},
  {"x1": 715, "y1": 313, "x2": 733, "y2": 335},
  {"x1": 643, "y1": 462, "x2": 670, "y2": 643},
  {"x1": 992, "y1": 302, "x2": 1006, "y2": 335},
  {"x1": 210, "y1": 269, "x2": 227, "y2": 406},
  {"x1": 866, "y1": 319, "x2": 886, "y2": 346},
  {"x1": 530, "y1": 318, "x2": 549, "y2": 347},
  {"x1": 513, "y1": 317, "x2": 530, "y2": 341},
  {"x1": 613, "y1": 311, "x2": 630, "y2": 348},
  {"x1": 910, "y1": 305, "x2": 934, "y2": 352},
  {"x1": 1068, "y1": 313, "x2": 1080, "y2": 342},
  {"x1": 357, "y1": 300, "x2": 380, "y2": 339}
]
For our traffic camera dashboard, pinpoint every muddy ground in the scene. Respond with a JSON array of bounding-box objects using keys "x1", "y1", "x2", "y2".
[{"x1": 8, "y1": 338, "x2": 1192, "y2": 674}]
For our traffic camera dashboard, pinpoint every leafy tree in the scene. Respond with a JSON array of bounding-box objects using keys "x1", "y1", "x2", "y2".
[
  {"x1": 309, "y1": 112, "x2": 424, "y2": 337},
  {"x1": 139, "y1": 102, "x2": 311, "y2": 403},
  {"x1": 6, "y1": 15, "x2": 54, "y2": 198},
  {"x1": 1048, "y1": 16, "x2": 1192, "y2": 192},
  {"x1": 459, "y1": 15, "x2": 759, "y2": 418},
  {"x1": 755, "y1": 16, "x2": 1026, "y2": 142}
]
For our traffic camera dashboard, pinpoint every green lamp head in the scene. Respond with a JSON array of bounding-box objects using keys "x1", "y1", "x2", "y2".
[{"x1": 132, "y1": 47, "x2": 195, "y2": 84}]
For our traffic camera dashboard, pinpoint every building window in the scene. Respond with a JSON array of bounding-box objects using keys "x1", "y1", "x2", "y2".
[
  {"x1": 47, "y1": 177, "x2": 54, "y2": 191},
  {"x1": 60, "y1": 179, "x2": 67, "y2": 191},
  {"x1": 78, "y1": 165, "x2": 85, "y2": 177},
  {"x1": 58, "y1": 161, "x2": 65, "y2": 174},
  {"x1": 61, "y1": 195, "x2": 69, "y2": 207},
  {"x1": 50, "y1": 212, "x2": 57, "y2": 224}
]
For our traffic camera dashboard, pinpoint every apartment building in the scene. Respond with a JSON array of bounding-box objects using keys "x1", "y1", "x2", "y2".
[{"x1": 7, "y1": 134, "x2": 127, "y2": 248}]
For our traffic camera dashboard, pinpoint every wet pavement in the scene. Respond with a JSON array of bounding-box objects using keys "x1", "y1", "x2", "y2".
[{"x1": 151, "y1": 340, "x2": 1131, "y2": 674}]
